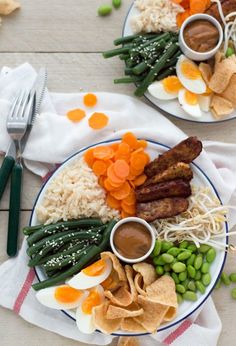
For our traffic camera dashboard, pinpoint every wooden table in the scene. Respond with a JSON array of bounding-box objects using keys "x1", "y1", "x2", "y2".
[{"x1": 0, "y1": 1, "x2": 235, "y2": 345}]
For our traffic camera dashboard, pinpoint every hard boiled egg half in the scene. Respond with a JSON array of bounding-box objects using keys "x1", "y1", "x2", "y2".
[
  {"x1": 67, "y1": 258, "x2": 112, "y2": 289},
  {"x1": 176, "y1": 55, "x2": 206, "y2": 94},
  {"x1": 36, "y1": 284, "x2": 87, "y2": 309},
  {"x1": 178, "y1": 89, "x2": 202, "y2": 118},
  {"x1": 148, "y1": 76, "x2": 183, "y2": 100},
  {"x1": 76, "y1": 285, "x2": 104, "y2": 334}
]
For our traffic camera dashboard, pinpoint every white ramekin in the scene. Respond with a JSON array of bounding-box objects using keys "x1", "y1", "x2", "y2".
[
  {"x1": 110, "y1": 217, "x2": 156, "y2": 264},
  {"x1": 178, "y1": 14, "x2": 223, "y2": 61}
]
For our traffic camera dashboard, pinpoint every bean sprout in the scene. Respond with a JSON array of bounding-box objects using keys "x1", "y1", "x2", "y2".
[{"x1": 152, "y1": 186, "x2": 236, "y2": 250}]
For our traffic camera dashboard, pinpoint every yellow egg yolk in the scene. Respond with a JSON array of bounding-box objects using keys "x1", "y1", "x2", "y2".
[
  {"x1": 82, "y1": 259, "x2": 106, "y2": 276},
  {"x1": 162, "y1": 76, "x2": 183, "y2": 93},
  {"x1": 181, "y1": 61, "x2": 201, "y2": 80},
  {"x1": 184, "y1": 90, "x2": 198, "y2": 105},
  {"x1": 54, "y1": 285, "x2": 82, "y2": 303},
  {"x1": 82, "y1": 290, "x2": 102, "y2": 315}
]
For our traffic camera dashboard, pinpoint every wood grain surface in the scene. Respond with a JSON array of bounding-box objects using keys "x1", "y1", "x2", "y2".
[{"x1": 0, "y1": 1, "x2": 235, "y2": 345}]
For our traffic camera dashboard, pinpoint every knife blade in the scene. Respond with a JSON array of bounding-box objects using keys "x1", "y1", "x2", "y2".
[{"x1": 21, "y1": 68, "x2": 47, "y2": 153}]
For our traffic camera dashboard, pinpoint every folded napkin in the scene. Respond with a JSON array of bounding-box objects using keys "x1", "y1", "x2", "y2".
[{"x1": 0, "y1": 63, "x2": 235, "y2": 346}]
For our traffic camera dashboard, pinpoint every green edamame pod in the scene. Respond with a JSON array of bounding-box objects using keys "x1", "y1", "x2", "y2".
[
  {"x1": 182, "y1": 279, "x2": 190, "y2": 290},
  {"x1": 177, "y1": 293, "x2": 183, "y2": 304},
  {"x1": 196, "y1": 280, "x2": 206, "y2": 294},
  {"x1": 152, "y1": 240, "x2": 162, "y2": 257},
  {"x1": 188, "y1": 280, "x2": 196, "y2": 292},
  {"x1": 187, "y1": 254, "x2": 196, "y2": 266},
  {"x1": 164, "y1": 264, "x2": 171, "y2": 272},
  {"x1": 112, "y1": 0, "x2": 122, "y2": 9},
  {"x1": 179, "y1": 271, "x2": 187, "y2": 282},
  {"x1": 176, "y1": 284, "x2": 186, "y2": 294},
  {"x1": 221, "y1": 272, "x2": 231, "y2": 286},
  {"x1": 162, "y1": 253, "x2": 174, "y2": 264},
  {"x1": 161, "y1": 241, "x2": 174, "y2": 252},
  {"x1": 187, "y1": 265, "x2": 196, "y2": 279},
  {"x1": 156, "y1": 266, "x2": 164, "y2": 276},
  {"x1": 215, "y1": 278, "x2": 221, "y2": 289},
  {"x1": 202, "y1": 273, "x2": 211, "y2": 286},
  {"x1": 229, "y1": 273, "x2": 236, "y2": 283},
  {"x1": 231, "y1": 288, "x2": 236, "y2": 299},
  {"x1": 187, "y1": 244, "x2": 197, "y2": 252},
  {"x1": 195, "y1": 270, "x2": 202, "y2": 281},
  {"x1": 206, "y1": 248, "x2": 216, "y2": 263},
  {"x1": 153, "y1": 255, "x2": 165, "y2": 266},
  {"x1": 183, "y1": 291, "x2": 197, "y2": 301},
  {"x1": 167, "y1": 247, "x2": 180, "y2": 257},
  {"x1": 171, "y1": 272, "x2": 180, "y2": 284},
  {"x1": 179, "y1": 241, "x2": 189, "y2": 249},
  {"x1": 98, "y1": 5, "x2": 112, "y2": 16},
  {"x1": 199, "y1": 244, "x2": 211, "y2": 253},
  {"x1": 201, "y1": 262, "x2": 210, "y2": 274},
  {"x1": 172, "y1": 262, "x2": 186, "y2": 273},
  {"x1": 194, "y1": 255, "x2": 203, "y2": 270},
  {"x1": 177, "y1": 251, "x2": 192, "y2": 261}
]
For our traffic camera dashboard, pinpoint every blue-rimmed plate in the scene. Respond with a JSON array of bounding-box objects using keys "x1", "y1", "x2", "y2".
[
  {"x1": 122, "y1": 2, "x2": 236, "y2": 124},
  {"x1": 30, "y1": 139, "x2": 228, "y2": 336}
]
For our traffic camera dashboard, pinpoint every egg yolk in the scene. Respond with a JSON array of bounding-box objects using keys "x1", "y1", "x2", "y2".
[
  {"x1": 54, "y1": 285, "x2": 82, "y2": 303},
  {"x1": 82, "y1": 259, "x2": 106, "y2": 277},
  {"x1": 162, "y1": 76, "x2": 183, "y2": 93},
  {"x1": 82, "y1": 290, "x2": 102, "y2": 315},
  {"x1": 184, "y1": 90, "x2": 198, "y2": 105},
  {"x1": 181, "y1": 61, "x2": 201, "y2": 80}
]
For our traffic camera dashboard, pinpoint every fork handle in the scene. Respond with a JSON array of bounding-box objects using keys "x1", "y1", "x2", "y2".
[
  {"x1": 7, "y1": 162, "x2": 22, "y2": 257},
  {"x1": 0, "y1": 156, "x2": 15, "y2": 201}
]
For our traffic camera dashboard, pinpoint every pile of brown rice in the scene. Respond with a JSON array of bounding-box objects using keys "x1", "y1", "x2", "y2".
[{"x1": 36, "y1": 158, "x2": 120, "y2": 224}]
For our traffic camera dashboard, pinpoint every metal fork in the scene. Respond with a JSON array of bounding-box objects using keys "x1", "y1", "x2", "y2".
[{"x1": 6, "y1": 90, "x2": 34, "y2": 256}]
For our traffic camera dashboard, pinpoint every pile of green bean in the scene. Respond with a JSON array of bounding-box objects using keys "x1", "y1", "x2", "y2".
[
  {"x1": 151, "y1": 240, "x2": 217, "y2": 303},
  {"x1": 103, "y1": 32, "x2": 181, "y2": 97},
  {"x1": 23, "y1": 218, "x2": 116, "y2": 291}
]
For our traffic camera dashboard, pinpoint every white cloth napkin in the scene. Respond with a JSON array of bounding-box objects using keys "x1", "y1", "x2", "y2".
[{"x1": 0, "y1": 63, "x2": 235, "y2": 346}]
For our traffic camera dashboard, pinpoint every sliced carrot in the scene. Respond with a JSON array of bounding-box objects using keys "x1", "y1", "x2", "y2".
[
  {"x1": 122, "y1": 132, "x2": 138, "y2": 149},
  {"x1": 98, "y1": 175, "x2": 106, "y2": 189},
  {"x1": 180, "y1": 0, "x2": 190, "y2": 9},
  {"x1": 129, "y1": 180, "x2": 136, "y2": 189},
  {"x1": 127, "y1": 173, "x2": 136, "y2": 181},
  {"x1": 121, "y1": 210, "x2": 133, "y2": 219},
  {"x1": 92, "y1": 160, "x2": 107, "y2": 176},
  {"x1": 67, "y1": 109, "x2": 86, "y2": 122},
  {"x1": 84, "y1": 148, "x2": 94, "y2": 168},
  {"x1": 110, "y1": 143, "x2": 119, "y2": 152},
  {"x1": 176, "y1": 10, "x2": 191, "y2": 27},
  {"x1": 133, "y1": 174, "x2": 147, "y2": 187},
  {"x1": 104, "y1": 178, "x2": 116, "y2": 191},
  {"x1": 83, "y1": 93, "x2": 97, "y2": 107},
  {"x1": 114, "y1": 153, "x2": 130, "y2": 164},
  {"x1": 121, "y1": 202, "x2": 136, "y2": 215},
  {"x1": 189, "y1": 0, "x2": 206, "y2": 14},
  {"x1": 93, "y1": 146, "x2": 114, "y2": 160},
  {"x1": 107, "y1": 164, "x2": 125, "y2": 185},
  {"x1": 88, "y1": 112, "x2": 109, "y2": 130},
  {"x1": 137, "y1": 139, "x2": 147, "y2": 149},
  {"x1": 117, "y1": 142, "x2": 130, "y2": 155},
  {"x1": 113, "y1": 160, "x2": 130, "y2": 180},
  {"x1": 106, "y1": 194, "x2": 121, "y2": 210},
  {"x1": 129, "y1": 165, "x2": 144, "y2": 177},
  {"x1": 110, "y1": 181, "x2": 131, "y2": 200},
  {"x1": 123, "y1": 190, "x2": 136, "y2": 205},
  {"x1": 130, "y1": 152, "x2": 148, "y2": 171}
]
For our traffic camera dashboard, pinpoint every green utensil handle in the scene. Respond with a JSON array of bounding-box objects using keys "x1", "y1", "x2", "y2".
[
  {"x1": 0, "y1": 156, "x2": 15, "y2": 200},
  {"x1": 7, "y1": 162, "x2": 22, "y2": 257}
]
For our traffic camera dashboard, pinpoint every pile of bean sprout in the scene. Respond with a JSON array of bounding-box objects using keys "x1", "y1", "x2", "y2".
[
  {"x1": 211, "y1": 0, "x2": 236, "y2": 54},
  {"x1": 152, "y1": 186, "x2": 236, "y2": 250}
]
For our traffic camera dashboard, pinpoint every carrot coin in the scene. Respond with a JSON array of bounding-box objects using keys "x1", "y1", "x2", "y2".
[
  {"x1": 92, "y1": 160, "x2": 107, "y2": 176},
  {"x1": 67, "y1": 109, "x2": 86, "y2": 122},
  {"x1": 122, "y1": 132, "x2": 138, "y2": 149},
  {"x1": 106, "y1": 194, "x2": 121, "y2": 210},
  {"x1": 83, "y1": 93, "x2": 97, "y2": 107},
  {"x1": 110, "y1": 181, "x2": 131, "y2": 200},
  {"x1": 84, "y1": 148, "x2": 94, "y2": 168},
  {"x1": 107, "y1": 164, "x2": 125, "y2": 185},
  {"x1": 88, "y1": 112, "x2": 109, "y2": 130},
  {"x1": 121, "y1": 210, "x2": 133, "y2": 219},
  {"x1": 121, "y1": 202, "x2": 136, "y2": 215},
  {"x1": 113, "y1": 159, "x2": 130, "y2": 179},
  {"x1": 93, "y1": 146, "x2": 114, "y2": 160},
  {"x1": 123, "y1": 190, "x2": 136, "y2": 205},
  {"x1": 133, "y1": 174, "x2": 147, "y2": 187}
]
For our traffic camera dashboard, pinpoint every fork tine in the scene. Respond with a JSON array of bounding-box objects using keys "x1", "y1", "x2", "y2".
[
  {"x1": 16, "y1": 90, "x2": 29, "y2": 119},
  {"x1": 8, "y1": 92, "x2": 22, "y2": 119}
]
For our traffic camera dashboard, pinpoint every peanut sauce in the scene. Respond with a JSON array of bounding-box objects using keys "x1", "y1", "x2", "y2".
[
  {"x1": 113, "y1": 222, "x2": 152, "y2": 259},
  {"x1": 184, "y1": 20, "x2": 219, "y2": 53}
]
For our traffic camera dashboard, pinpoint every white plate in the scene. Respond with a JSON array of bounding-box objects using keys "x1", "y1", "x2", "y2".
[
  {"x1": 123, "y1": 2, "x2": 236, "y2": 124},
  {"x1": 30, "y1": 139, "x2": 228, "y2": 336}
]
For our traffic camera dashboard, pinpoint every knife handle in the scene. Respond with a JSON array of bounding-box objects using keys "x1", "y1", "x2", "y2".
[
  {"x1": 0, "y1": 156, "x2": 15, "y2": 201},
  {"x1": 7, "y1": 162, "x2": 22, "y2": 257}
]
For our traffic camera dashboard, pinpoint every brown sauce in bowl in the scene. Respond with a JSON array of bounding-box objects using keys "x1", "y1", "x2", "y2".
[
  {"x1": 113, "y1": 221, "x2": 152, "y2": 259},
  {"x1": 183, "y1": 20, "x2": 219, "y2": 53}
]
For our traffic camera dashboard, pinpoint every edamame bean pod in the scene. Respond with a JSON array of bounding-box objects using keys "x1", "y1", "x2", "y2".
[
  {"x1": 179, "y1": 271, "x2": 187, "y2": 282},
  {"x1": 183, "y1": 291, "x2": 197, "y2": 301},
  {"x1": 176, "y1": 284, "x2": 186, "y2": 294},
  {"x1": 215, "y1": 278, "x2": 221, "y2": 289},
  {"x1": 187, "y1": 254, "x2": 196, "y2": 266},
  {"x1": 194, "y1": 255, "x2": 203, "y2": 270},
  {"x1": 179, "y1": 241, "x2": 189, "y2": 249},
  {"x1": 156, "y1": 266, "x2": 164, "y2": 276},
  {"x1": 206, "y1": 248, "x2": 216, "y2": 263},
  {"x1": 152, "y1": 240, "x2": 162, "y2": 257},
  {"x1": 187, "y1": 265, "x2": 196, "y2": 279},
  {"x1": 188, "y1": 280, "x2": 196, "y2": 292},
  {"x1": 201, "y1": 262, "x2": 210, "y2": 274},
  {"x1": 182, "y1": 279, "x2": 190, "y2": 290},
  {"x1": 172, "y1": 262, "x2": 186, "y2": 273},
  {"x1": 162, "y1": 253, "x2": 174, "y2": 264},
  {"x1": 199, "y1": 244, "x2": 211, "y2": 253},
  {"x1": 195, "y1": 270, "x2": 202, "y2": 281},
  {"x1": 187, "y1": 244, "x2": 197, "y2": 252},
  {"x1": 177, "y1": 251, "x2": 192, "y2": 261},
  {"x1": 202, "y1": 273, "x2": 211, "y2": 286},
  {"x1": 167, "y1": 247, "x2": 180, "y2": 257},
  {"x1": 98, "y1": 4, "x2": 112, "y2": 16},
  {"x1": 177, "y1": 293, "x2": 183, "y2": 304},
  {"x1": 229, "y1": 273, "x2": 236, "y2": 283},
  {"x1": 153, "y1": 255, "x2": 165, "y2": 266},
  {"x1": 196, "y1": 281, "x2": 206, "y2": 294},
  {"x1": 171, "y1": 272, "x2": 180, "y2": 284},
  {"x1": 164, "y1": 264, "x2": 171, "y2": 272},
  {"x1": 231, "y1": 288, "x2": 236, "y2": 299},
  {"x1": 161, "y1": 241, "x2": 174, "y2": 253},
  {"x1": 221, "y1": 272, "x2": 230, "y2": 286},
  {"x1": 112, "y1": 0, "x2": 122, "y2": 9}
]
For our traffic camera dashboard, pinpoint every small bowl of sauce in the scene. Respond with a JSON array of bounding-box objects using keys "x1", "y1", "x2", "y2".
[
  {"x1": 179, "y1": 14, "x2": 223, "y2": 61},
  {"x1": 110, "y1": 217, "x2": 155, "y2": 263}
]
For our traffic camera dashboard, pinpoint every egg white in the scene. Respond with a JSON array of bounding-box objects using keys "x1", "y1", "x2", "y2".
[
  {"x1": 67, "y1": 259, "x2": 112, "y2": 290},
  {"x1": 178, "y1": 89, "x2": 202, "y2": 118},
  {"x1": 36, "y1": 285, "x2": 87, "y2": 310},
  {"x1": 198, "y1": 95, "x2": 212, "y2": 112},
  {"x1": 76, "y1": 285, "x2": 104, "y2": 334},
  {"x1": 176, "y1": 55, "x2": 206, "y2": 94},
  {"x1": 148, "y1": 81, "x2": 179, "y2": 100}
]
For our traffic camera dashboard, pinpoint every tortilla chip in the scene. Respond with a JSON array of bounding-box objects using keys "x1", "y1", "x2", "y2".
[
  {"x1": 133, "y1": 262, "x2": 157, "y2": 287},
  {"x1": 121, "y1": 317, "x2": 147, "y2": 333},
  {"x1": 145, "y1": 276, "x2": 178, "y2": 308},
  {"x1": 101, "y1": 252, "x2": 127, "y2": 290},
  {"x1": 0, "y1": 0, "x2": 20, "y2": 15},
  {"x1": 134, "y1": 295, "x2": 169, "y2": 333},
  {"x1": 163, "y1": 306, "x2": 177, "y2": 322},
  {"x1": 220, "y1": 74, "x2": 236, "y2": 107},
  {"x1": 105, "y1": 286, "x2": 133, "y2": 307},
  {"x1": 199, "y1": 63, "x2": 212, "y2": 84},
  {"x1": 134, "y1": 273, "x2": 146, "y2": 296},
  {"x1": 211, "y1": 95, "x2": 234, "y2": 119},
  {"x1": 118, "y1": 336, "x2": 140, "y2": 346},
  {"x1": 209, "y1": 55, "x2": 236, "y2": 93},
  {"x1": 125, "y1": 265, "x2": 138, "y2": 302},
  {"x1": 92, "y1": 300, "x2": 122, "y2": 334},
  {"x1": 106, "y1": 302, "x2": 143, "y2": 319}
]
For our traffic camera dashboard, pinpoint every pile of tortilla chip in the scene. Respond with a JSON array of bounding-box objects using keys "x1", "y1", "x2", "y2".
[
  {"x1": 92, "y1": 252, "x2": 178, "y2": 334},
  {"x1": 200, "y1": 52, "x2": 236, "y2": 119}
]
